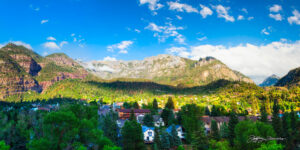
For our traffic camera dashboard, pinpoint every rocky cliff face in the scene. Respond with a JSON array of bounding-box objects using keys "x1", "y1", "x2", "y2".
[
  {"x1": 81, "y1": 54, "x2": 253, "y2": 87},
  {"x1": 275, "y1": 67, "x2": 300, "y2": 87},
  {"x1": 0, "y1": 43, "x2": 88, "y2": 99},
  {"x1": 259, "y1": 74, "x2": 280, "y2": 87}
]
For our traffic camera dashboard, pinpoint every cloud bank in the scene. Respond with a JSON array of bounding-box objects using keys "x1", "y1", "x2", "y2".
[{"x1": 166, "y1": 40, "x2": 300, "y2": 83}]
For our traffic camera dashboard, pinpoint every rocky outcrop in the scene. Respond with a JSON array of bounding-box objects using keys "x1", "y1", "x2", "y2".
[
  {"x1": 275, "y1": 67, "x2": 300, "y2": 87},
  {"x1": 0, "y1": 43, "x2": 88, "y2": 100},
  {"x1": 81, "y1": 54, "x2": 253, "y2": 86}
]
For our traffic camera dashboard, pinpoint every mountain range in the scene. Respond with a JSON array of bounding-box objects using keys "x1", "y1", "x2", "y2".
[
  {"x1": 0, "y1": 43, "x2": 299, "y2": 100},
  {"x1": 79, "y1": 55, "x2": 253, "y2": 87},
  {"x1": 0, "y1": 43, "x2": 88, "y2": 99},
  {"x1": 259, "y1": 74, "x2": 280, "y2": 87}
]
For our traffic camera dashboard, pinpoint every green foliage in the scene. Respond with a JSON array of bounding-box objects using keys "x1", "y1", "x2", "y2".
[
  {"x1": 220, "y1": 123, "x2": 229, "y2": 139},
  {"x1": 211, "y1": 120, "x2": 220, "y2": 141},
  {"x1": 121, "y1": 120, "x2": 145, "y2": 150},
  {"x1": 191, "y1": 123, "x2": 208, "y2": 150},
  {"x1": 234, "y1": 121, "x2": 276, "y2": 150},
  {"x1": 154, "y1": 128, "x2": 161, "y2": 149},
  {"x1": 0, "y1": 140, "x2": 10, "y2": 150},
  {"x1": 143, "y1": 113, "x2": 154, "y2": 127},
  {"x1": 180, "y1": 104, "x2": 204, "y2": 143},
  {"x1": 102, "y1": 111, "x2": 119, "y2": 145},
  {"x1": 272, "y1": 99, "x2": 283, "y2": 137},
  {"x1": 176, "y1": 145, "x2": 185, "y2": 150},
  {"x1": 171, "y1": 125, "x2": 182, "y2": 147},
  {"x1": 209, "y1": 140, "x2": 230, "y2": 150},
  {"x1": 161, "y1": 108, "x2": 175, "y2": 126},
  {"x1": 165, "y1": 97, "x2": 175, "y2": 109},
  {"x1": 228, "y1": 111, "x2": 239, "y2": 146},
  {"x1": 255, "y1": 141, "x2": 284, "y2": 150},
  {"x1": 160, "y1": 130, "x2": 171, "y2": 150}
]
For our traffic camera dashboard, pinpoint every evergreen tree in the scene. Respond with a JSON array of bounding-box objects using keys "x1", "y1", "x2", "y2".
[
  {"x1": 129, "y1": 109, "x2": 136, "y2": 121},
  {"x1": 228, "y1": 111, "x2": 239, "y2": 146},
  {"x1": 133, "y1": 102, "x2": 140, "y2": 109},
  {"x1": 143, "y1": 113, "x2": 154, "y2": 127},
  {"x1": 211, "y1": 120, "x2": 220, "y2": 140},
  {"x1": 122, "y1": 120, "x2": 145, "y2": 150},
  {"x1": 211, "y1": 105, "x2": 219, "y2": 116},
  {"x1": 123, "y1": 102, "x2": 131, "y2": 109},
  {"x1": 0, "y1": 141, "x2": 10, "y2": 150},
  {"x1": 161, "y1": 108, "x2": 175, "y2": 126},
  {"x1": 103, "y1": 114, "x2": 119, "y2": 144},
  {"x1": 165, "y1": 97, "x2": 175, "y2": 110},
  {"x1": 153, "y1": 128, "x2": 161, "y2": 149},
  {"x1": 205, "y1": 107, "x2": 211, "y2": 116},
  {"x1": 260, "y1": 103, "x2": 268, "y2": 123},
  {"x1": 171, "y1": 125, "x2": 182, "y2": 147},
  {"x1": 153, "y1": 99, "x2": 159, "y2": 111},
  {"x1": 191, "y1": 123, "x2": 208, "y2": 150},
  {"x1": 220, "y1": 123, "x2": 229, "y2": 139},
  {"x1": 272, "y1": 99, "x2": 283, "y2": 137},
  {"x1": 160, "y1": 131, "x2": 170, "y2": 150}
]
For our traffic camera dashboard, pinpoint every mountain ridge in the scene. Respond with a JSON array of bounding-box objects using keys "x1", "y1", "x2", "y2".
[
  {"x1": 275, "y1": 67, "x2": 300, "y2": 87},
  {"x1": 80, "y1": 54, "x2": 254, "y2": 87},
  {"x1": 259, "y1": 74, "x2": 280, "y2": 87}
]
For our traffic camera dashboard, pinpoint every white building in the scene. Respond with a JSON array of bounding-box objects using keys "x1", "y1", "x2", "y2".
[
  {"x1": 166, "y1": 125, "x2": 184, "y2": 139},
  {"x1": 142, "y1": 126, "x2": 155, "y2": 143}
]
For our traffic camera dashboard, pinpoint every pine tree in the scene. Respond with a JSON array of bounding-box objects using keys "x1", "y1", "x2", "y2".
[
  {"x1": 211, "y1": 120, "x2": 220, "y2": 140},
  {"x1": 205, "y1": 107, "x2": 211, "y2": 116},
  {"x1": 122, "y1": 120, "x2": 145, "y2": 150},
  {"x1": 103, "y1": 114, "x2": 119, "y2": 144},
  {"x1": 228, "y1": 111, "x2": 239, "y2": 146},
  {"x1": 160, "y1": 131, "x2": 170, "y2": 150},
  {"x1": 153, "y1": 99, "x2": 158, "y2": 111},
  {"x1": 220, "y1": 123, "x2": 229, "y2": 139},
  {"x1": 171, "y1": 125, "x2": 182, "y2": 147},
  {"x1": 191, "y1": 124, "x2": 208, "y2": 150},
  {"x1": 129, "y1": 109, "x2": 136, "y2": 121},
  {"x1": 143, "y1": 113, "x2": 154, "y2": 127},
  {"x1": 165, "y1": 97, "x2": 175, "y2": 110},
  {"x1": 133, "y1": 102, "x2": 140, "y2": 109},
  {"x1": 260, "y1": 103, "x2": 268, "y2": 123},
  {"x1": 272, "y1": 99, "x2": 283, "y2": 137},
  {"x1": 153, "y1": 128, "x2": 161, "y2": 149},
  {"x1": 211, "y1": 105, "x2": 218, "y2": 116}
]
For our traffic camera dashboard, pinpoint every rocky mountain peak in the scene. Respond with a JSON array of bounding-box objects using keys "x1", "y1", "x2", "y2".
[{"x1": 259, "y1": 74, "x2": 280, "y2": 87}]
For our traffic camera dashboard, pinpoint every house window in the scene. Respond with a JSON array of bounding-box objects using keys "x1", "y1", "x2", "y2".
[{"x1": 148, "y1": 131, "x2": 152, "y2": 136}]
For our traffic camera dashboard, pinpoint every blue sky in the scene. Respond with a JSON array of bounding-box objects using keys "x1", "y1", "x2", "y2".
[{"x1": 0, "y1": 0, "x2": 300, "y2": 83}]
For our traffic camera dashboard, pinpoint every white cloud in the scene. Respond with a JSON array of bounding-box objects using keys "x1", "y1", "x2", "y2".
[
  {"x1": 288, "y1": 10, "x2": 300, "y2": 25},
  {"x1": 59, "y1": 41, "x2": 68, "y2": 47},
  {"x1": 167, "y1": 2, "x2": 198, "y2": 13},
  {"x1": 107, "y1": 40, "x2": 133, "y2": 54},
  {"x1": 269, "y1": 13, "x2": 283, "y2": 21},
  {"x1": 248, "y1": 16, "x2": 254, "y2": 20},
  {"x1": 71, "y1": 33, "x2": 75, "y2": 37},
  {"x1": 103, "y1": 56, "x2": 117, "y2": 61},
  {"x1": 261, "y1": 27, "x2": 270, "y2": 35},
  {"x1": 167, "y1": 41, "x2": 300, "y2": 83},
  {"x1": 270, "y1": 4, "x2": 282, "y2": 13},
  {"x1": 134, "y1": 29, "x2": 141, "y2": 33},
  {"x1": 47, "y1": 36, "x2": 56, "y2": 41},
  {"x1": 0, "y1": 44, "x2": 4, "y2": 48},
  {"x1": 197, "y1": 36, "x2": 207, "y2": 41},
  {"x1": 237, "y1": 15, "x2": 244, "y2": 20},
  {"x1": 176, "y1": 15, "x2": 182, "y2": 20},
  {"x1": 43, "y1": 42, "x2": 60, "y2": 50},
  {"x1": 213, "y1": 5, "x2": 235, "y2": 22},
  {"x1": 41, "y1": 20, "x2": 49, "y2": 24},
  {"x1": 145, "y1": 22, "x2": 185, "y2": 44},
  {"x1": 241, "y1": 8, "x2": 248, "y2": 14},
  {"x1": 166, "y1": 47, "x2": 190, "y2": 58},
  {"x1": 139, "y1": 0, "x2": 164, "y2": 11},
  {"x1": 199, "y1": 4, "x2": 213, "y2": 18}
]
